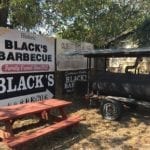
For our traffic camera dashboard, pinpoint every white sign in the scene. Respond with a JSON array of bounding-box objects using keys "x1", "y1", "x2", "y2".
[
  {"x1": 0, "y1": 28, "x2": 55, "y2": 73},
  {"x1": 56, "y1": 39, "x2": 93, "y2": 71},
  {"x1": 0, "y1": 28, "x2": 55, "y2": 106}
]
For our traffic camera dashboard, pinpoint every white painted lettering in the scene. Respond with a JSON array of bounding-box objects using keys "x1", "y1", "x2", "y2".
[
  {"x1": 27, "y1": 76, "x2": 35, "y2": 89},
  {"x1": 35, "y1": 75, "x2": 44, "y2": 88},
  {"x1": 0, "y1": 78, "x2": 6, "y2": 93},
  {"x1": 17, "y1": 76, "x2": 27, "y2": 91},
  {"x1": 48, "y1": 74, "x2": 54, "y2": 86},
  {"x1": 7, "y1": 77, "x2": 17, "y2": 92}
]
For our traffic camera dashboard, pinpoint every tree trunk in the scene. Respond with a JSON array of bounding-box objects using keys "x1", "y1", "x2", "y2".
[{"x1": 0, "y1": 0, "x2": 9, "y2": 27}]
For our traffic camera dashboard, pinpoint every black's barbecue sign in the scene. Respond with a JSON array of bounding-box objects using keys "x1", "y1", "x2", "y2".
[{"x1": 0, "y1": 28, "x2": 55, "y2": 106}]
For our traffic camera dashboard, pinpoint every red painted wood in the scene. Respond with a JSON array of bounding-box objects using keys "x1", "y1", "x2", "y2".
[
  {"x1": 5, "y1": 115, "x2": 81, "y2": 148},
  {"x1": 0, "y1": 99, "x2": 72, "y2": 121}
]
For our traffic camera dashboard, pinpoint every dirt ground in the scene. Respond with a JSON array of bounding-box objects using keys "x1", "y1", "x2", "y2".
[{"x1": 0, "y1": 98, "x2": 150, "y2": 150}]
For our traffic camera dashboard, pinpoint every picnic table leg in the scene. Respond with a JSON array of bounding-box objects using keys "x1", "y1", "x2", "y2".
[
  {"x1": 4, "y1": 120, "x2": 14, "y2": 138},
  {"x1": 59, "y1": 107, "x2": 67, "y2": 119},
  {"x1": 36, "y1": 111, "x2": 49, "y2": 122},
  {"x1": 58, "y1": 107, "x2": 77, "y2": 133},
  {"x1": 41, "y1": 111, "x2": 49, "y2": 120}
]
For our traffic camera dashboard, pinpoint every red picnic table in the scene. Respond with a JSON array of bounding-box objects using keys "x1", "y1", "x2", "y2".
[{"x1": 0, "y1": 99, "x2": 81, "y2": 148}]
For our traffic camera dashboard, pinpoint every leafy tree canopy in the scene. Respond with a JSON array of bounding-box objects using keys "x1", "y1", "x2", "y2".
[
  {"x1": 0, "y1": 0, "x2": 150, "y2": 47},
  {"x1": 136, "y1": 17, "x2": 150, "y2": 47},
  {"x1": 0, "y1": 0, "x2": 42, "y2": 30},
  {"x1": 47, "y1": 0, "x2": 149, "y2": 47}
]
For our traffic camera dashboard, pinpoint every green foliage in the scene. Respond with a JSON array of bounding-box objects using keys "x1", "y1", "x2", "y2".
[
  {"x1": 0, "y1": 0, "x2": 42, "y2": 30},
  {"x1": 9, "y1": 0, "x2": 42, "y2": 30},
  {"x1": 136, "y1": 17, "x2": 150, "y2": 47},
  {"x1": 46, "y1": 0, "x2": 149, "y2": 47},
  {"x1": 0, "y1": 0, "x2": 149, "y2": 47}
]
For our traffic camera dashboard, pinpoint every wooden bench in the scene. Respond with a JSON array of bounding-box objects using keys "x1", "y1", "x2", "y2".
[
  {"x1": 0, "y1": 99, "x2": 81, "y2": 148},
  {"x1": 5, "y1": 115, "x2": 80, "y2": 148}
]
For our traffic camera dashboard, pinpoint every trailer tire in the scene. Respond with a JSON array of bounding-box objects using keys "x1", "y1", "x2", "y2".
[{"x1": 101, "y1": 100, "x2": 123, "y2": 121}]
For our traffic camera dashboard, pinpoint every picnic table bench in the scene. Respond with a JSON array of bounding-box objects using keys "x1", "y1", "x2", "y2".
[{"x1": 0, "y1": 99, "x2": 81, "y2": 149}]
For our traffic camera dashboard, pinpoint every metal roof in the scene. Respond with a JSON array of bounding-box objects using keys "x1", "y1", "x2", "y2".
[{"x1": 63, "y1": 47, "x2": 150, "y2": 57}]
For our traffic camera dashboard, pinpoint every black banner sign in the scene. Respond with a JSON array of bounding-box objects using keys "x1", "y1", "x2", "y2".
[
  {"x1": 63, "y1": 70, "x2": 87, "y2": 93},
  {"x1": 0, "y1": 72, "x2": 55, "y2": 100}
]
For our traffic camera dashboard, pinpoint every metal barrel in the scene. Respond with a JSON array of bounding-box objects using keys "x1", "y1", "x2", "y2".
[{"x1": 91, "y1": 72, "x2": 150, "y2": 102}]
